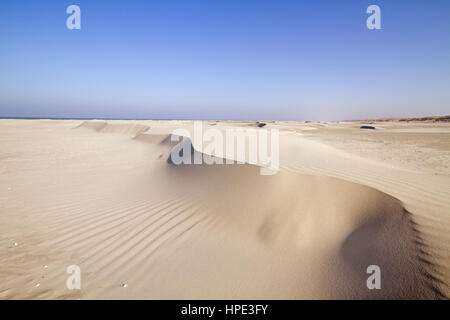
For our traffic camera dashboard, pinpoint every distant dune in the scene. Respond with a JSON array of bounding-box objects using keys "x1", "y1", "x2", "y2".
[
  {"x1": 0, "y1": 119, "x2": 448, "y2": 299},
  {"x1": 351, "y1": 115, "x2": 450, "y2": 122}
]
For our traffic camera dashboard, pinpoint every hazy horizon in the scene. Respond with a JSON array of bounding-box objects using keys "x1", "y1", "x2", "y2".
[{"x1": 1, "y1": 0, "x2": 449, "y2": 120}]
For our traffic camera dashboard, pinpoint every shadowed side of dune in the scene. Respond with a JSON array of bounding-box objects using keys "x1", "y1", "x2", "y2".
[
  {"x1": 158, "y1": 136, "x2": 444, "y2": 299},
  {"x1": 75, "y1": 120, "x2": 108, "y2": 131}
]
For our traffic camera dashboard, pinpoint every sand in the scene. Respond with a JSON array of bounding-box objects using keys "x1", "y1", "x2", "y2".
[{"x1": 0, "y1": 119, "x2": 449, "y2": 299}]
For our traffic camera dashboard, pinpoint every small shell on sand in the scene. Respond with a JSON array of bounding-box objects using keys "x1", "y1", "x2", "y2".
[
  {"x1": 9, "y1": 242, "x2": 19, "y2": 248},
  {"x1": 121, "y1": 283, "x2": 128, "y2": 288}
]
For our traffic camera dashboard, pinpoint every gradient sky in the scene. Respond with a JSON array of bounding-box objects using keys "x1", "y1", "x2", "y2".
[{"x1": 1, "y1": 0, "x2": 449, "y2": 120}]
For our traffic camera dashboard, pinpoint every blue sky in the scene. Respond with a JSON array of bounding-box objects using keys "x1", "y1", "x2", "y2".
[{"x1": 1, "y1": 0, "x2": 449, "y2": 120}]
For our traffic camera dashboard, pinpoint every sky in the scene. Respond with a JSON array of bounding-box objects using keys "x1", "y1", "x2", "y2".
[{"x1": 0, "y1": 0, "x2": 449, "y2": 120}]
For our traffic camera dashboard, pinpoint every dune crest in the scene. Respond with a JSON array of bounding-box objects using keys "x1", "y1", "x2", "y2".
[{"x1": 76, "y1": 120, "x2": 150, "y2": 136}]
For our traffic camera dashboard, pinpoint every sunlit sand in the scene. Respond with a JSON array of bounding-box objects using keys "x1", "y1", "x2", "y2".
[{"x1": 0, "y1": 119, "x2": 448, "y2": 299}]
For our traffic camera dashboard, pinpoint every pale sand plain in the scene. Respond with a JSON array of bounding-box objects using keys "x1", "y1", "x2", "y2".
[{"x1": 0, "y1": 119, "x2": 449, "y2": 299}]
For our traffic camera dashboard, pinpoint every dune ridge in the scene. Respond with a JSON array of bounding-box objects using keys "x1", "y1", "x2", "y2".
[{"x1": 76, "y1": 120, "x2": 150, "y2": 136}]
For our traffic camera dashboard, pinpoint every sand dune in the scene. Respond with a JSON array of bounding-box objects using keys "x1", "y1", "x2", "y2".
[
  {"x1": 0, "y1": 119, "x2": 448, "y2": 299},
  {"x1": 76, "y1": 120, "x2": 150, "y2": 136}
]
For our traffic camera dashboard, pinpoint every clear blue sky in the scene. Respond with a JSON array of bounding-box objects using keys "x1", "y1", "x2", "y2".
[{"x1": 1, "y1": 0, "x2": 449, "y2": 120}]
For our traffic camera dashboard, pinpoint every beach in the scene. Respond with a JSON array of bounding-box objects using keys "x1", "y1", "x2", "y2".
[{"x1": 0, "y1": 119, "x2": 449, "y2": 299}]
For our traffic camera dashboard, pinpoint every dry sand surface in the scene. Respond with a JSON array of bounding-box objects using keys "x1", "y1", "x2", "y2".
[{"x1": 0, "y1": 119, "x2": 449, "y2": 299}]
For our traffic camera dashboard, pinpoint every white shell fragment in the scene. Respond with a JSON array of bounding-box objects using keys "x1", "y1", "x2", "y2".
[{"x1": 121, "y1": 283, "x2": 128, "y2": 288}]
